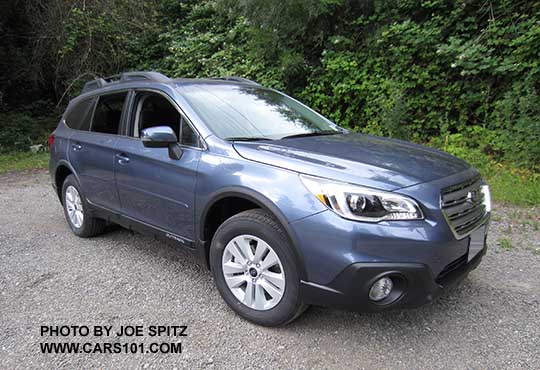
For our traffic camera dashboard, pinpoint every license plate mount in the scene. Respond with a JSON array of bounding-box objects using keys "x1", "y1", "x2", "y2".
[{"x1": 468, "y1": 225, "x2": 486, "y2": 262}]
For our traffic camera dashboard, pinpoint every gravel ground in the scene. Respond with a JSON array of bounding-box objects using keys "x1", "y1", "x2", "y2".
[{"x1": 1, "y1": 170, "x2": 539, "y2": 370}]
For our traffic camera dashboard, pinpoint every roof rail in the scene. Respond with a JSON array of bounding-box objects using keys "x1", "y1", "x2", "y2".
[
  {"x1": 82, "y1": 78, "x2": 107, "y2": 93},
  {"x1": 211, "y1": 76, "x2": 260, "y2": 86},
  {"x1": 81, "y1": 71, "x2": 170, "y2": 93}
]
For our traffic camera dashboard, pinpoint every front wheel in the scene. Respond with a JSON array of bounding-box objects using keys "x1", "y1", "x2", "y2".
[{"x1": 210, "y1": 209, "x2": 307, "y2": 326}]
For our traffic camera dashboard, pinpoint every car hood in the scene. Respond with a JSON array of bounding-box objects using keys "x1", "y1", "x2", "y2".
[{"x1": 232, "y1": 133, "x2": 470, "y2": 191}]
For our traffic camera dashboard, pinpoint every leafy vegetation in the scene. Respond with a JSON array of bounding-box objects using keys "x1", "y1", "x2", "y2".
[
  {"x1": 498, "y1": 238, "x2": 512, "y2": 250},
  {"x1": 1, "y1": 0, "x2": 539, "y2": 203},
  {"x1": 0, "y1": 152, "x2": 49, "y2": 174}
]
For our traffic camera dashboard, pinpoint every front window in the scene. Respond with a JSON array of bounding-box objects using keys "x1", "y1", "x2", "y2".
[
  {"x1": 132, "y1": 92, "x2": 199, "y2": 147},
  {"x1": 178, "y1": 85, "x2": 342, "y2": 140}
]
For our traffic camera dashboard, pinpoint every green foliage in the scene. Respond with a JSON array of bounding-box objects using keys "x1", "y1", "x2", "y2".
[
  {"x1": 490, "y1": 77, "x2": 540, "y2": 171},
  {"x1": 487, "y1": 167, "x2": 540, "y2": 207},
  {"x1": 150, "y1": 1, "x2": 291, "y2": 90},
  {"x1": 498, "y1": 238, "x2": 512, "y2": 250},
  {"x1": 0, "y1": 152, "x2": 49, "y2": 174},
  {"x1": 430, "y1": 132, "x2": 540, "y2": 206},
  {"x1": 1, "y1": 0, "x2": 540, "y2": 203},
  {"x1": 0, "y1": 104, "x2": 58, "y2": 152}
]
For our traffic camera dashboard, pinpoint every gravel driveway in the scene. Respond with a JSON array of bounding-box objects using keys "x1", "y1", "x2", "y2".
[{"x1": 1, "y1": 170, "x2": 539, "y2": 370}]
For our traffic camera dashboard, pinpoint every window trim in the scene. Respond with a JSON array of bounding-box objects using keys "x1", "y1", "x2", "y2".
[
  {"x1": 132, "y1": 94, "x2": 150, "y2": 138},
  {"x1": 88, "y1": 90, "x2": 131, "y2": 137},
  {"x1": 127, "y1": 88, "x2": 206, "y2": 151}
]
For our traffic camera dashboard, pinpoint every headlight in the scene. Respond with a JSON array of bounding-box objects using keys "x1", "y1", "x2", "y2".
[
  {"x1": 481, "y1": 184, "x2": 491, "y2": 212},
  {"x1": 300, "y1": 175, "x2": 423, "y2": 222}
]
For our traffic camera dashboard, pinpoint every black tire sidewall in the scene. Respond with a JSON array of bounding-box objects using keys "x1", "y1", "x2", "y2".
[{"x1": 210, "y1": 211, "x2": 302, "y2": 327}]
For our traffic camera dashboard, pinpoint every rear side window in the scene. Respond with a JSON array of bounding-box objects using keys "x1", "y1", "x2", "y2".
[
  {"x1": 65, "y1": 98, "x2": 95, "y2": 131},
  {"x1": 91, "y1": 92, "x2": 128, "y2": 134}
]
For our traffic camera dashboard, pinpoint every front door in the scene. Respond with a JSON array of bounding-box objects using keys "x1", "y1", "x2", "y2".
[{"x1": 114, "y1": 90, "x2": 202, "y2": 241}]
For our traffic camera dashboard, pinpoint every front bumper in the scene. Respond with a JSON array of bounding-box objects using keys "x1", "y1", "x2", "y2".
[
  {"x1": 289, "y1": 168, "x2": 489, "y2": 312},
  {"x1": 300, "y1": 244, "x2": 486, "y2": 312}
]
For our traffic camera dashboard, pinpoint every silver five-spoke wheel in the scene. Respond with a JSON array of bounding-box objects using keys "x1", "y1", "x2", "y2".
[
  {"x1": 65, "y1": 185, "x2": 84, "y2": 228},
  {"x1": 222, "y1": 234, "x2": 285, "y2": 310}
]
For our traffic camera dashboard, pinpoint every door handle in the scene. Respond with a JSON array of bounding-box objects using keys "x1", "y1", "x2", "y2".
[
  {"x1": 72, "y1": 143, "x2": 82, "y2": 151},
  {"x1": 115, "y1": 153, "x2": 130, "y2": 164}
]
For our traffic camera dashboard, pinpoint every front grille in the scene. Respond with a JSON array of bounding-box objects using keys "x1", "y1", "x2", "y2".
[{"x1": 441, "y1": 176, "x2": 487, "y2": 238}]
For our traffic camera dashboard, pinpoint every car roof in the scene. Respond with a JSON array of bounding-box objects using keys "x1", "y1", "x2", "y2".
[
  {"x1": 64, "y1": 71, "x2": 266, "y2": 131},
  {"x1": 81, "y1": 72, "x2": 259, "y2": 94},
  {"x1": 70, "y1": 72, "x2": 262, "y2": 105},
  {"x1": 174, "y1": 77, "x2": 260, "y2": 86}
]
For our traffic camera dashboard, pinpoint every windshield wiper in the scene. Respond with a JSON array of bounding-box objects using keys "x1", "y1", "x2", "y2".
[
  {"x1": 225, "y1": 137, "x2": 274, "y2": 142},
  {"x1": 280, "y1": 130, "x2": 342, "y2": 140}
]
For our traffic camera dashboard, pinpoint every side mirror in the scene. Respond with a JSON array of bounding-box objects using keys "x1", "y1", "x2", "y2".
[
  {"x1": 141, "y1": 126, "x2": 183, "y2": 160},
  {"x1": 141, "y1": 126, "x2": 178, "y2": 148}
]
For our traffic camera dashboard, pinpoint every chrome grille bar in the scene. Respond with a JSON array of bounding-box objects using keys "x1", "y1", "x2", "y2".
[{"x1": 441, "y1": 176, "x2": 488, "y2": 239}]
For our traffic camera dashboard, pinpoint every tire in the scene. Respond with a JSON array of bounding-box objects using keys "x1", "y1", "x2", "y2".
[
  {"x1": 61, "y1": 174, "x2": 106, "y2": 238},
  {"x1": 210, "y1": 209, "x2": 308, "y2": 326}
]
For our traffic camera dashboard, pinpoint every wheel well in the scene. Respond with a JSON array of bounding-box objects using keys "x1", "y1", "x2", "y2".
[
  {"x1": 200, "y1": 195, "x2": 306, "y2": 279},
  {"x1": 203, "y1": 197, "x2": 260, "y2": 245},
  {"x1": 55, "y1": 165, "x2": 73, "y2": 202}
]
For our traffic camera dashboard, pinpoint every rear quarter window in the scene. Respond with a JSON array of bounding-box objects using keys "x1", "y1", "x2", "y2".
[{"x1": 64, "y1": 98, "x2": 96, "y2": 131}]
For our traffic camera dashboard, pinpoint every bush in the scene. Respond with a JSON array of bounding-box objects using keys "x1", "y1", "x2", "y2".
[
  {"x1": 429, "y1": 134, "x2": 540, "y2": 206},
  {"x1": 489, "y1": 76, "x2": 540, "y2": 171},
  {"x1": 2, "y1": 0, "x2": 540, "y2": 174},
  {"x1": 0, "y1": 111, "x2": 58, "y2": 152}
]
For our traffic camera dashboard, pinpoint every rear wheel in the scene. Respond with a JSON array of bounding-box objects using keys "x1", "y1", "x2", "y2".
[
  {"x1": 61, "y1": 175, "x2": 106, "y2": 237},
  {"x1": 210, "y1": 209, "x2": 307, "y2": 326}
]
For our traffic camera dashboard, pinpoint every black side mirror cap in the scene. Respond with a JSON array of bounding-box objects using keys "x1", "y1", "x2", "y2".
[{"x1": 168, "y1": 143, "x2": 183, "y2": 160}]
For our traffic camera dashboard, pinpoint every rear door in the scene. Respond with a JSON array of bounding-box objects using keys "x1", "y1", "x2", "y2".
[
  {"x1": 68, "y1": 91, "x2": 129, "y2": 210},
  {"x1": 114, "y1": 90, "x2": 202, "y2": 241}
]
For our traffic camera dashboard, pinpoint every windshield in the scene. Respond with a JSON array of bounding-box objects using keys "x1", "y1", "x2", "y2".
[{"x1": 178, "y1": 84, "x2": 342, "y2": 140}]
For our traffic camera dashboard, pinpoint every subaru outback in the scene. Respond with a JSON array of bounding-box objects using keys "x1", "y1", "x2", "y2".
[{"x1": 49, "y1": 71, "x2": 491, "y2": 326}]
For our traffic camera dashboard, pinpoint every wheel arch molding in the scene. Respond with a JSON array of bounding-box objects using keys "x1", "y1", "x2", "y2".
[
  {"x1": 196, "y1": 186, "x2": 308, "y2": 280},
  {"x1": 53, "y1": 160, "x2": 81, "y2": 202}
]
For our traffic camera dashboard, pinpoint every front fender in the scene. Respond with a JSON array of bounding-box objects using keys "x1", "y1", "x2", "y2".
[{"x1": 194, "y1": 151, "x2": 327, "y2": 279}]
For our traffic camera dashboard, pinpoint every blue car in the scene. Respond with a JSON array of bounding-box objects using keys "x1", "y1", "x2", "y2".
[{"x1": 49, "y1": 71, "x2": 491, "y2": 326}]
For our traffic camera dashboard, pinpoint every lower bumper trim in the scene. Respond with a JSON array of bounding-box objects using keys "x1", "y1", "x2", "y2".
[{"x1": 300, "y1": 246, "x2": 487, "y2": 312}]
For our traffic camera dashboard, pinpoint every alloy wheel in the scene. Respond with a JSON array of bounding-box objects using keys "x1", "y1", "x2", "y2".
[
  {"x1": 65, "y1": 185, "x2": 84, "y2": 228},
  {"x1": 222, "y1": 234, "x2": 286, "y2": 310}
]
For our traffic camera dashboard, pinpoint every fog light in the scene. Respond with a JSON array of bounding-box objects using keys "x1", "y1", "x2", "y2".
[{"x1": 369, "y1": 277, "x2": 393, "y2": 301}]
